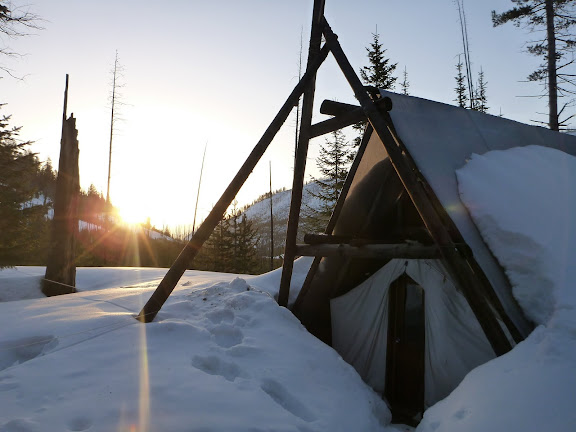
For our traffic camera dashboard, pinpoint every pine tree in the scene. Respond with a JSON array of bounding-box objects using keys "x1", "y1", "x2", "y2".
[
  {"x1": 0, "y1": 108, "x2": 46, "y2": 266},
  {"x1": 195, "y1": 210, "x2": 260, "y2": 274},
  {"x1": 455, "y1": 57, "x2": 468, "y2": 108},
  {"x1": 473, "y1": 69, "x2": 489, "y2": 113},
  {"x1": 354, "y1": 31, "x2": 399, "y2": 146},
  {"x1": 33, "y1": 158, "x2": 57, "y2": 205},
  {"x1": 492, "y1": 0, "x2": 576, "y2": 130},
  {"x1": 360, "y1": 32, "x2": 398, "y2": 90},
  {"x1": 232, "y1": 213, "x2": 259, "y2": 274},
  {"x1": 304, "y1": 130, "x2": 353, "y2": 233}
]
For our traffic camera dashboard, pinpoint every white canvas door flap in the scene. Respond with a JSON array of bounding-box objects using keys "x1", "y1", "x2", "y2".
[
  {"x1": 331, "y1": 259, "x2": 496, "y2": 407},
  {"x1": 408, "y1": 260, "x2": 495, "y2": 405},
  {"x1": 331, "y1": 259, "x2": 406, "y2": 393}
]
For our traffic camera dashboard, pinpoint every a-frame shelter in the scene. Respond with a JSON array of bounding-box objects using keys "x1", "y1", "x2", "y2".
[
  {"x1": 136, "y1": 0, "x2": 575, "y2": 423},
  {"x1": 289, "y1": 86, "x2": 576, "y2": 420}
]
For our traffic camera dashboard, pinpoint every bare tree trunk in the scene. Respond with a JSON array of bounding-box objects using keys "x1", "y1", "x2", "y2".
[
  {"x1": 546, "y1": 0, "x2": 559, "y2": 131},
  {"x1": 269, "y1": 161, "x2": 274, "y2": 271}
]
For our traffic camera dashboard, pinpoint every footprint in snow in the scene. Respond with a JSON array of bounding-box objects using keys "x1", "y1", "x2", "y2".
[
  {"x1": 0, "y1": 419, "x2": 40, "y2": 432},
  {"x1": 191, "y1": 355, "x2": 247, "y2": 382},
  {"x1": 66, "y1": 417, "x2": 93, "y2": 431},
  {"x1": 0, "y1": 336, "x2": 58, "y2": 372},
  {"x1": 260, "y1": 378, "x2": 316, "y2": 422},
  {"x1": 206, "y1": 308, "x2": 235, "y2": 325},
  {"x1": 210, "y1": 324, "x2": 243, "y2": 348}
]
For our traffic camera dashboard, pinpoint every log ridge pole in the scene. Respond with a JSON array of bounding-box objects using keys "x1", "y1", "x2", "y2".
[
  {"x1": 277, "y1": 0, "x2": 326, "y2": 307},
  {"x1": 136, "y1": 43, "x2": 330, "y2": 323},
  {"x1": 321, "y1": 18, "x2": 512, "y2": 356}
]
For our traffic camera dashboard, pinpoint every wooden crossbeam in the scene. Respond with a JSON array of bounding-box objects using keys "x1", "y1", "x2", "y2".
[
  {"x1": 309, "y1": 98, "x2": 392, "y2": 138},
  {"x1": 320, "y1": 100, "x2": 360, "y2": 116},
  {"x1": 310, "y1": 107, "x2": 364, "y2": 137},
  {"x1": 295, "y1": 243, "x2": 441, "y2": 260}
]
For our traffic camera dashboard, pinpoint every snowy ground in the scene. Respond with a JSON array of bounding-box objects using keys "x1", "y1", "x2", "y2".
[
  {"x1": 1, "y1": 145, "x2": 575, "y2": 431},
  {"x1": 0, "y1": 260, "x2": 395, "y2": 432}
]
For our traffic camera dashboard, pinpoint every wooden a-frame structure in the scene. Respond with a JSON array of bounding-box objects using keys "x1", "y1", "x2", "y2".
[{"x1": 136, "y1": 0, "x2": 521, "y2": 363}]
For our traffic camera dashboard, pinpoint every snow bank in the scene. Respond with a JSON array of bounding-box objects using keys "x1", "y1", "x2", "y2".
[
  {"x1": 0, "y1": 269, "x2": 391, "y2": 431},
  {"x1": 249, "y1": 256, "x2": 313, "y2": 306},
  {"x1": 416, "y1": 145, "x2": 576, "y2": 432}
]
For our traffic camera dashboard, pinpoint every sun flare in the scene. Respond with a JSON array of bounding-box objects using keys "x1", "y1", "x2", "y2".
[{"x1": 117, "y1": 203, "x2": 147, "y2": 226}]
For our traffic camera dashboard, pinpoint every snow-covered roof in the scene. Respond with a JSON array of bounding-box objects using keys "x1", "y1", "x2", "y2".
[{"x1": 379, "y1": 90, "x2": 576, "y2": 335}]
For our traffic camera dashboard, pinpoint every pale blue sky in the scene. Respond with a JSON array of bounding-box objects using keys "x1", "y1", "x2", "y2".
[{"x1": 2, "y1": 0, "x2": 558, "y2": 227}]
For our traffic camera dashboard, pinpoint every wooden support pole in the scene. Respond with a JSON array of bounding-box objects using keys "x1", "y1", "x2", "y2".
[
  {"x1": 277, "y1": 0, "x2": 326, "y2": 307},
  {"x1": 295, "y1": 243, "x2": 441, "y2": 260},
  {"x1": 136, "y1": 43, "x2": 330, "y2": 323},
  {"x1": 322, "y1": 18, "x2": 512, "y2": 356}
]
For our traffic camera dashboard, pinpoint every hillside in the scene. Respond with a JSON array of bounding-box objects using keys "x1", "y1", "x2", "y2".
[{"x1": 241, "y1": 182, "x2": 323, "y2": 263}]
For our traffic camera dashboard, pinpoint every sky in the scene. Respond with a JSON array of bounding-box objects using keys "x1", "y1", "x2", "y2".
[{"x1": 1, "y1": 0, "x2": 560, "y2": 229}]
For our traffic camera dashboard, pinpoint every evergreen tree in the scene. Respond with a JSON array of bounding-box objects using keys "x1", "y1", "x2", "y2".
[
  {"x1": 473, "y1": 69, "x2": 489, "y2": 113},
  {"x1": 195, "y1": 210, "x2": 260, "y2": 274},
  {"x1": 0, "y1": 107, "x2": 46, "y2": 266},
  {"x1": 230, "y1": 212, "x2": 259, "y2": 274},
  {"x1": 37, "y1": 158, "x2": 57, "y2": 203},
  {"x1": 304, "y1": 130, "x2": 353, "y2": 233},
  {"x1": 492, "y1": 0, "x2": 576, "y2": 130},
  {"x1": 360, "y1": 32, "x2": 398, "y2": 90},
  {"x1": 354, "y1": 31, "x2": 399, "y2": 146},
  {"x1": 455, "y1": 57, "x2": 469, "y2": 108}
]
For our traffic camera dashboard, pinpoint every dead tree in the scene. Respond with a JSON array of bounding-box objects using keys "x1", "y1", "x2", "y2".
[{"x1": 44, "y1": 77, "x2": 80, "y2": 296}]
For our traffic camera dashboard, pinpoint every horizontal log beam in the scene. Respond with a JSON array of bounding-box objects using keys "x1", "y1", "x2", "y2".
[
  {"x1": 320, "y1": 97, "x2": 392, "y2": 116},
  {"x1": 310, "y1": 97, "x2": 392, "y2": 138},
  {"x1": 320, "y1": 100, "x2": 360, "y2": 116},
  {"x1": 310, "y1": 107, "x2": 365, "y2": 137},
  {"x1": 303, "y1": 230, "x2": 433, "y2": 246},
  {"x1": 295, "y1": 243, "x2": 442, "y2": 260}
]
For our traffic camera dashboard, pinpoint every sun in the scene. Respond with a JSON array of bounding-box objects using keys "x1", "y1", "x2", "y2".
[{"x1": 116, "y1": 202, "x2": 147, "y2": 226}]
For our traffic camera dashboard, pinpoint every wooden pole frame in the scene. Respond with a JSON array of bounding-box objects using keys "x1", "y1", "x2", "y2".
[{"x1": 136, "y1": 42, "x2": 330, "y2": 323}]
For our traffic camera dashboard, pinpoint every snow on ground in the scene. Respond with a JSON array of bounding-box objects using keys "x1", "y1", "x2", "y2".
[
  {"x1": 0, "y1": 259, "x2": 392, "y2": 432},
  {"x1": 416, "y1": 145, "x2": 576, "y2": 432}
]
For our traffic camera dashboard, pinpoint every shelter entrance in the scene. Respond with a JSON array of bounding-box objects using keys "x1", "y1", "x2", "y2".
[{"x1": 385, "y1": 274, "x2": 425, "y2": 424}]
